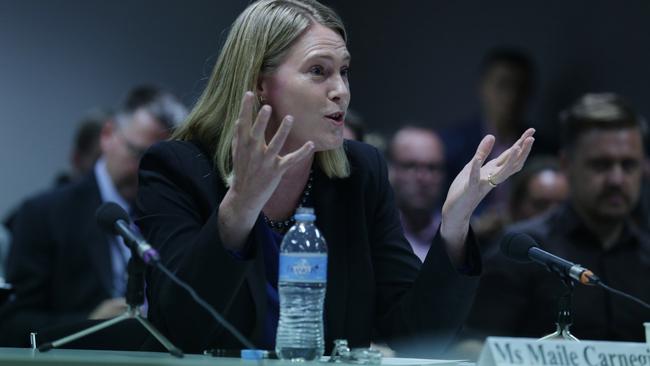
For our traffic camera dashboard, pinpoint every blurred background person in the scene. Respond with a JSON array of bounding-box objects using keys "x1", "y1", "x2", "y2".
[
  {"x1": 54, "y1": 109, "x2": 110, "y2": 187},
  {"x1": 388, "y1": 126, "x2": 447, "y2": 262},
  {"x1": 461, "y1": 93, "x2": 650, "y2": 359},
  {"x1": 0, "y1": 86, "x2": 187, "y2": 347},
  {"x1": 3, "y1": 85, "x2": 184, "y2": 234},
  {"x1": 343, "y1": 109, "x2": 366, "y2": 141},
  {"x1": 443, "y1": 47, "x2": 536, "y2": 218},
  {"x1": 444, "y1": 47, "x2": 535, "y2": 178},
  {"x1": 343, "y1": 108, "x2": 390, "y2": 158},
  {"x1": 4, "y1": 110, "x2": 110, "y2": 233},
  {"x1": 508, "y1": 157, "x2": 569, "y2": 221},
  {"x1": 122, "y1": 84, "x2": 189, "y2": 123},
  {"x1": 474, "y1": 156, "x2": 569, "y2": 255}
]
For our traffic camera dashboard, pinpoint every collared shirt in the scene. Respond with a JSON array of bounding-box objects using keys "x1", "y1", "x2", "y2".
[
  {"x1": 466, "y1": 203, "x2": 650, "y2": 342},
  {"x1": 94, "y1": 158, "x2": 132, "y2": 298},
  {"x1": 400, "y1": 211, "x2": 441, "y2": 262}
]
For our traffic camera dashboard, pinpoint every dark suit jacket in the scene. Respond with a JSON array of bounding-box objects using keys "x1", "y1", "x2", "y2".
[
  {"x1": 136, "y1": 139, "x2": 480, "y2": 355},
  {"x1": 0, "y1": 173, "x2": 114, "y2": 346}
]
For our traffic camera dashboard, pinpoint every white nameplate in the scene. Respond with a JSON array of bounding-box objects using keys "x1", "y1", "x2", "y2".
[{"x1": 478, "y1": 337, "x2": 650, "y2": 366}]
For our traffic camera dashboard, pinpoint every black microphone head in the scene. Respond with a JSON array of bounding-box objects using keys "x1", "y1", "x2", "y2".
[
  {"x1": 500, "y1": 232, "x2": 539, "y2": 262},
  {"x1": 96, "y1": 202, "x2": 130, "y2": 235}
]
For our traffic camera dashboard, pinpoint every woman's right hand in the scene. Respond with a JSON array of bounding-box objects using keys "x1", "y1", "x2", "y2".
[{"x1": 218, "y1": 92, "x2": 314, "y2": 251}]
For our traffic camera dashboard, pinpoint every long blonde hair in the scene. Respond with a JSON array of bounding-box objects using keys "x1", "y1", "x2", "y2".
[{"x1": 173, "y1": 0, "x2": 350, "y2": 184}]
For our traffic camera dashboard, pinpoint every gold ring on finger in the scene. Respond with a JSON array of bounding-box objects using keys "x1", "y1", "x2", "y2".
[{"x1": 487, "y1": 173, "x2": 498, "y2": 188}]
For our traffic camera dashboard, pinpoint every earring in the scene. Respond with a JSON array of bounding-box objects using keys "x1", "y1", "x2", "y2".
[{"x1": 259, "y1": 95, "x2": 266, "y2": 105}]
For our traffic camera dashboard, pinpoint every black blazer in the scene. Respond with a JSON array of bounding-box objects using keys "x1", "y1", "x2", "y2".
[
  {"x1": 136, "y1": 139, "x2": 480, "y2": 355},
  {"x1": 0, "y1": 173, "x2": 114, "y2": 346}
]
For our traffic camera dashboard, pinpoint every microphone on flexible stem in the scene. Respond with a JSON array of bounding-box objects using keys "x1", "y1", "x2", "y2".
[
  {"x1": 94, "y1": 202, "x2": 259, "y2": 352},
  {"x1": 96, "y1": 202, "x2": 160, "y2": 264},
  {"x1": 500, "y1": 232, "x2": 599, "y2": 285},
  {"x1": 36, "y1": 203, "x2": 182, "y2": 357},
  {"x1": 500, "y1": 232, "x2": 650, "y2": 310}
]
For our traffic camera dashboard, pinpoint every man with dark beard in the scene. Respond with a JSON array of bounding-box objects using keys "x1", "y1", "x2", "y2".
[{"x1": 464, "y1": 93, "x2": 650, "y2": 344}]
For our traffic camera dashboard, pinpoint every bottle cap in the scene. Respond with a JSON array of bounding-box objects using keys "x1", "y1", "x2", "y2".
[
  {"x1": 241, "y1": 349, "x2": 268, "y2": 360},
  {"x1": 294, "y1": 207, "x2": 316, "y2": 221}
]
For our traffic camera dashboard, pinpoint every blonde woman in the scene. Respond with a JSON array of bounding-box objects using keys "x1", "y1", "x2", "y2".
[{"x1": 136, "y1": 0, "x2": 535, "y2": 355}]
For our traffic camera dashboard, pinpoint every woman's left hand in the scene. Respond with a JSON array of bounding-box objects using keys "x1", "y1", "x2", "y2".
[{"x1": 440, "y1": 128, "x2": 535, "y2": 264}]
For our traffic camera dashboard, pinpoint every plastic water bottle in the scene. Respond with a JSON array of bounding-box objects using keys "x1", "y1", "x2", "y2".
[{"x1": 276, "y1": 207, "x2": 327, "y2": 361}]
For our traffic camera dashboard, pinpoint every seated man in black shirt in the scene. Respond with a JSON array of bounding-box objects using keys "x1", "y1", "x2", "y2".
[{"x1": 464, "y1": 93, "x2": 650, "y2": 345}]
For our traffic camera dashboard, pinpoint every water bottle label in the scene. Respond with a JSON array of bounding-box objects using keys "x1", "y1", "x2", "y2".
[{"x1": 279, "y1": 253, "x2": 327, "y2": 283}]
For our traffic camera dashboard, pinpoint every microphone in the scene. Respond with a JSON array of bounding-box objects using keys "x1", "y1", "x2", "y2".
[
  {"x1": 96, "y1": 202, "x2": 160, "y2": 264},
  {"x1": 95, "y1": 202, "x2": 258, "y2": 349},
  {"x1": 500, "y1": 232, "x2": 599, "y2": 285}
]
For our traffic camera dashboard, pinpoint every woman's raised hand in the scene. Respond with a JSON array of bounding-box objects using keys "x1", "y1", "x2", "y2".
[
  {"x1": 219, "y1": 92, "x2": 314, "y2": 250},
  {"x1": 440, "y1": 128, "x2": 535, "y2": 263},
  {"x1": 229, "y1": 92, "x2": 314, "y2": 209}
]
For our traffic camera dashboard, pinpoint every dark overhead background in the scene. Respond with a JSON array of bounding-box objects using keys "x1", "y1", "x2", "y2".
[{"x1": 2, "y1": 0, "x2": 649, "y2": 218}]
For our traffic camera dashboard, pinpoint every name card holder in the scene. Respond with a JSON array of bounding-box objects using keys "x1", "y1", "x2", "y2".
[{"x1": 478, "y1": 337, "x2": 650, "y2": 366}]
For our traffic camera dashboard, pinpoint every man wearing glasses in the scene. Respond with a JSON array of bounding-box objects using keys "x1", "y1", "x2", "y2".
[
  {"x1": 388, "y1": 126, "x2": 447, "y2": 262},
  {"x1": 0, "y1": 87, "x2": 186, "y2": 346}
]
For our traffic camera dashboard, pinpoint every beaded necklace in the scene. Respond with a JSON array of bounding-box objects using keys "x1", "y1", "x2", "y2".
[{"x1": 262, "y1": 169, "x2": 314, "y2": 233}]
